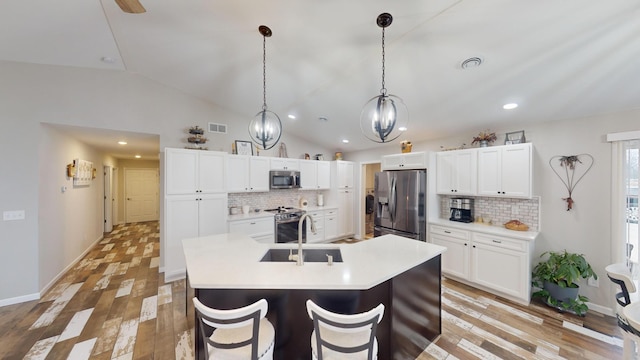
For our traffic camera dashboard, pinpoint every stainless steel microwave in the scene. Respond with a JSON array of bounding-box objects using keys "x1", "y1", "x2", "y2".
[{"x1": 270, "y1": 170, "x2": 300, "y2": 189}]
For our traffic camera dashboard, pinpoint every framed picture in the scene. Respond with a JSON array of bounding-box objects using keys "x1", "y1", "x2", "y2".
[
  {"x1": 505, "y1": 130, "x2": 526, "y2": 145},
  {"x1": 235, "y1": 140, "x2": 254, "y2": 156}
]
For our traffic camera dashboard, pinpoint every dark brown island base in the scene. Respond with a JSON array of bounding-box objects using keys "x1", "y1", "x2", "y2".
[{"x1": 182, "y1": 234, "x2": 445, "y2": 360}]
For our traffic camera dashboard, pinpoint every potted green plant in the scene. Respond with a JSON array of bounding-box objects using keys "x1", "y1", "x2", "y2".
[
  {"x1": 471, "y1": 130, "x2": 497, "y2": 147},
  {"x1": 531, "y1": 250, "x2": 597, "y2": 316}
]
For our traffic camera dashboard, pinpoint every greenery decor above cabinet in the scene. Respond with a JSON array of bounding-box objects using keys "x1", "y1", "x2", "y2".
[
  {"x1": 477, "y1": 143, "x2": 532, "y2": 198},
  {"x1": 436, "y1": 149, "x2": 477, "y2": 195},
  {"x1": 381, "y1": 152, "x2": 427, "y2": 170}
]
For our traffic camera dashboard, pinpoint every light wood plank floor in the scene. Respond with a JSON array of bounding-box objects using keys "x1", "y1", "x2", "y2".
[{"x1": 0, "y1": 222, "x2": 625, "y2": 359}]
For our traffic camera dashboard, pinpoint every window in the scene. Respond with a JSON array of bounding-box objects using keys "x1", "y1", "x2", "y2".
[{"x1": 624, "y1": 140, "x2": 639, "y2": 262}]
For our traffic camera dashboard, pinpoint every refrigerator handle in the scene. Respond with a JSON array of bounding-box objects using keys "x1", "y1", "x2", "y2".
[{"x1": 389, "y1": 176, "x2": 397, "y2": 223}]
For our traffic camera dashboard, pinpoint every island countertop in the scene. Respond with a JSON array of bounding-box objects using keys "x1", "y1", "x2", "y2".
[{"x1": 183, "y1": 234, "x2": 446, "y2": 290}]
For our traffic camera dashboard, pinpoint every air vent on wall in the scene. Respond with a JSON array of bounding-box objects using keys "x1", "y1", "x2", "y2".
[{"x1": 208, "y1": 122, "x2": 227, "y2": 134}]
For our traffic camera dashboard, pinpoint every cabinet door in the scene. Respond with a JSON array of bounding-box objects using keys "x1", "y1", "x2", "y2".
[
  {"x1": 337, "y1": 161, "x2": 354, "y2": 189},
  {"x1": 299, "y1": 160, "x2": 318, "y2": 189},
  {"x1": 166, "y1": 149, "x2": 198, "y2": 195},
  {"x1": 249, "y1": 157, "x2": 270, "y2": 192},
  {"x1": 226, "y1": 155, "x2": 250, "y2": 192},
  {"x1": 436, "y1": 152, "x2": 455, "y2": 194},
  {"x1": 431, "y1": 234, "x2": 470, "y2": 280},
  {"x1": 471, "y1": 240, "x2": 528, "y2": 300},
  {"x1": 338, "y1": 190, "x2": 354, "y2": 236},
  {"x1": 316, "y1": 161, "x2": 331, "y2": 189},
  {"x1": 270, "y1": 158, "x2": 299, "y2": 170},
  {"x1": 477, "y1": 148, "x2": 502, "y2": 196},
  {"x1": 198, "y1": 194, "x2": 228, "y2": 237},
  {"x1": 400, "y1": 152, "x2": 426, "y2": 169},
  {"x1": 324, "y1": 211, "x2": 338, "y2": 240},
  {"x1": 306, "y1": 211, "x2": 325, "y2": 243},
  {"x1": 501, "y1": 144, "x2": 531, "y2": 197},
  {"x1": 198, "y1": 151, "x2": 226, "y2": 193},
  {"x1": 164, "y1": 195, "x2": 199, "y2": 278},
  {"x1": 454, "y1": 150, "x2": 477, "y2": 195},
  {"x1": 381, "y1": 154, "x2": 404, "y2": 170}
]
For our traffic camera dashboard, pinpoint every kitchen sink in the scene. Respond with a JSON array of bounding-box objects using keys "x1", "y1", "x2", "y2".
[{"x1": 260, "y1": 248, "x2": 343, "y2": 263}]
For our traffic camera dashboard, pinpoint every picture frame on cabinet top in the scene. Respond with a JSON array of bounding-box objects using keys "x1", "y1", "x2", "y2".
[
  {"x1": 235, "y1": 140, "x2": 254, "y2": 156},
  {"x1": 505, "y1": 130, "x2": 525, "y2": 145}
]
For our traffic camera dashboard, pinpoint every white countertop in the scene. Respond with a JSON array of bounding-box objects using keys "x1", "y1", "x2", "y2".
[
  {"x1": 429, "y1": 218, "x2": 539, "y2": 241},
  {"x1": 183, "y1": 234, "x2": 446, "y2": 290}
]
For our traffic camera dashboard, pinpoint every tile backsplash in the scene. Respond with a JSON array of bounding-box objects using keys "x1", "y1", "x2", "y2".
[
  {"x1": 439, "y1": 195, "x2": 540, "y2": 232},
  {"x1": 228, "y1": 190, "x2": 326, "y2": 212}
]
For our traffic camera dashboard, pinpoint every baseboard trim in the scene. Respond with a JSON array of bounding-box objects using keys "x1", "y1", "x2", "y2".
[
  {"x1": 163, "y1": 269, "x2": 186, "y2": 283},
  {"x1": 586, "y1": 301, "x2": 614, "y2": 317},
  {"x1": 39, "y1": 234, "x2": 104, "y2": 298},
  {"x1": 0, "y1": 292, "x2": 40, "y2": 307}
]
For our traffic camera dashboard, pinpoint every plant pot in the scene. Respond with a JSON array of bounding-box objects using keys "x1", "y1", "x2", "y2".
[
  {"x1": 544, "y1": 281, "x2": 579, "y2": 303},
  {"x1": 479, "y1": 140, "x2": 488, "y2": 147}
]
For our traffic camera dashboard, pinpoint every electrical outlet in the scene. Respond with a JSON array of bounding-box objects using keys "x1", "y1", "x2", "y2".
[
  {"x1": 588, "y1": 277, "x2": 599, "y2": 287},
  {"x1": 3, "y1": 210, "x2": 25, "y2": 221}
]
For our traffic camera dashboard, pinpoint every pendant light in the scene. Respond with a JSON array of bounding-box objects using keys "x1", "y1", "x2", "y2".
[
  {"x1": 360, "y1": 13, "x2": 408, "y2": 143},
  {"x1": 249, "y1": 25, "x2": 282, "y2": 151}
]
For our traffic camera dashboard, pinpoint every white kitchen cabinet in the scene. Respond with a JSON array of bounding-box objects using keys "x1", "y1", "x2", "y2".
[
  {"x1": 305, "y1": 209, "x2": 325, "y2": 243},
  {"x1": 337, "y1": 189, "x2": 355, "y2": 237},
  {"x1": 165, "y1": 148, "x2": 226, "y2": 195},
  {"x1": 430, "y1": 225, "x2": 470, "y2": 280},
  {"x1": 381, "y1": 152, "x2": 427, "y2": 170},
  {"x1": 299, "y1": 160, "x2": 331, "y2": 190},
  {"x1": 436, "y1": 149, "x2": 477, "y2": 195},
  {"x1": 164, "y1": 194, "x2": 227, "y2": 281},
  {"x1": 471, "y1": 233, "x2": 531, "y2": 301},
  {"x1": 429, "y1": 223, "x2": 534, "y2": 304},
  {"x1": 333, "y1": 160, "x2": 354, "y2": 189},
  {"x1": 270, "y1": 158, "x2": 299, "y2": 171},
  {"x1": 324, "y1": 209, "x2": 339, "y2": 240},
  {"x1": 226, "y1": 155, "x2": 270, "y2": 193},
  {"x1": 228, "y1": 216, "x2": 274, "y2": 243},
  {"x1": 477, "y1": 143, "x2": 532, "y2": 198}
]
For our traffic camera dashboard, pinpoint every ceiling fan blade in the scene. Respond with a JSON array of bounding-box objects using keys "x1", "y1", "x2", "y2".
[{"x1": 114, "y1": 0, "x2": 146, "y2": 14}]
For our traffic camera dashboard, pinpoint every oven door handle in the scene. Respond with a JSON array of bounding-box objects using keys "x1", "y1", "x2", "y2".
[{"x1": 277, "y1": 218, "x2": 302, "y2": 224}]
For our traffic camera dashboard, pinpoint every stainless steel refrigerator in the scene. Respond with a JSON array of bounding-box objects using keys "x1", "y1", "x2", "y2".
[{"x1": 374, "y1": 169, "x2": 426, "y2": 241}]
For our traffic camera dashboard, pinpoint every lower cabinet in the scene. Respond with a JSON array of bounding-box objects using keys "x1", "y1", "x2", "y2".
[
  {"x1": 429, "y1": 224, "x2": 534, "y2": 304},
  {"x1": 324, "y1": 209, "x2": 339, "y2": 241},
  {"x1": 306, "y1": 209, "x2": 325, "y2": 243},
  {"x1": 164, "y1": 194, "x2": 227, "y2": 281},
  {"x1": 305, "y1": 207, "x2": 339, "y2": 243},
  {"x1": 228, "y1": 217, "x2": 274, "y2": 244}
]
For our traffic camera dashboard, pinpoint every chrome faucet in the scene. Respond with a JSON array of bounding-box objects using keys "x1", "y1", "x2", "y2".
[{"x1": 296, "y1": 213, "x2": 316, "y2": 266}]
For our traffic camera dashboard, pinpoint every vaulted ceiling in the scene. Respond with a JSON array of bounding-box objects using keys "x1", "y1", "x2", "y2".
[{"x1": 3, "y1": 0, "x2": 640, "y2": 154}]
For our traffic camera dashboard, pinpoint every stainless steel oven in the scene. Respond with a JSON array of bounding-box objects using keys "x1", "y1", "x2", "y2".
[{"x1": 264, "y1": 207, "x2": 306, "y2": 243}]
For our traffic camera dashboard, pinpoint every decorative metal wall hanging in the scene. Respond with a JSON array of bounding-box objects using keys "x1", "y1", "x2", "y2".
[{"x1": 549, "y1": 154, "x2": 594, "y2": 211}]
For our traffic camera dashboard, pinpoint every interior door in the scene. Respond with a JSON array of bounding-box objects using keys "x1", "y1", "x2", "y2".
[{"x1": 125, "y1": 168, "x2": 159, "y2": 223}]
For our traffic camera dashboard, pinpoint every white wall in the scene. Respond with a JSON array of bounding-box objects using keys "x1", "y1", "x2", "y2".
[
  {"x1": 0, "y1": 60, "x2": 332, "y2": 304},
  {"x1": 346, "y1": 110, "x2": 640, "y2": 312}
]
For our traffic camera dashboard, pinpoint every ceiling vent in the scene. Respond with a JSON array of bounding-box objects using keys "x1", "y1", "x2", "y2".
[
  {"x1": 460, "y1": 57, "x2": 483, "y2": 69},
  {"x1": 208, "y1": 122, "x2": 227, "y2": 134}
]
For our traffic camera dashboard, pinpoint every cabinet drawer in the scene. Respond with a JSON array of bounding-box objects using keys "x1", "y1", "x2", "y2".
[
  {"x1": 472, "y1": 233, "x2": 526, "y2": 252},
  {"x1": 307, "y1": 211, "x2": 324, "y2": 218},
  {"x1": 324, "y1": 209, "x2": 337, "y2": 216},
  {"x1": 229, "y1": 218, "x2": 274, "y2": 236},
  {"x1": 430, "y1": 225, "x2": 470, "y2": 241}
]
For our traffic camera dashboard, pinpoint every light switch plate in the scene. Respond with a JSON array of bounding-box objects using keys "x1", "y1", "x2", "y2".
[{"x1": 3, "y1": 210, "x2": 25, "y2": 221}]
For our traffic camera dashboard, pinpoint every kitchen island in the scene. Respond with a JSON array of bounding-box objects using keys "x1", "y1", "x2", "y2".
[{"x1": 183, "y1": 234, "x2": 446, "y2": 360}]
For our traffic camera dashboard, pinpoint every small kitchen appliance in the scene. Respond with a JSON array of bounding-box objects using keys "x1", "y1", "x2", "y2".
[
  {"x1": 269, "y1": 170, "x2": 301, "y2": 189},
  {"x1": 449, "y1": 198, "x2": 474, "y2": 223}
]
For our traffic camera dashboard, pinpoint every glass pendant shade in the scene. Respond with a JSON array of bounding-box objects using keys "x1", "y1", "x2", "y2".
[
  {"x1": 360, "y1": 93, "x2": 408, "y2": 143},
  {"x1": 249, "y1": 109, "x2": 282, "y2": 150}
]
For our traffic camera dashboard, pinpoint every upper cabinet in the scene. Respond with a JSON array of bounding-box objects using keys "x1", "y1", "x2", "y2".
[
  {"x1": 270, "y1": 158, "x2": 299, "y2": 171},
  {"x1": 299, "y1": 160, "x2": 331, "y2": 190},
  {"x1": 166, "y1": 148, "x2": 226, "y2": 195},
  {"x1": 436, "y1": 149, "x2": 477, "y2": 196},
  {"x1": 381, "y1": 152, "x2": 427, "y2": 170},
  {"x1": 477, "y1": 143, "x2": 532, "y2": 198},
  {"x1": 333, "y1": 160, "x2": 354, "y2": 189},
  {"x1": 226, "y1": 155, "x2": 270, "y2": 193}
]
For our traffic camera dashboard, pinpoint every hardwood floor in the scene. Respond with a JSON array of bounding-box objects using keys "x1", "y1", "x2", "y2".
[{"x1": 0, "y1": 222, "x2": 625, "y2": 359}]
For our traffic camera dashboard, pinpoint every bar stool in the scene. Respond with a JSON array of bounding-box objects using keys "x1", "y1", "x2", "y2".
[
  {"x1": 606, "y1": 263, "x2": 639, "y2": 359},
  {"x1": 193, "y1": 297, "x2": 275, "y2": 360},
  {"x1": 306, "y1": 299, "x2": 384, "y2": 360}
]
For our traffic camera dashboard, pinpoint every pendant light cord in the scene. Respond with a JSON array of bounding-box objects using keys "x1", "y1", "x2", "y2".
[
  {"x1": 380, "y1": 27, "x2": 387, "y2": 96},
  {"x1": 262, "y1": 35, "x2": 268, "y2": 111}
]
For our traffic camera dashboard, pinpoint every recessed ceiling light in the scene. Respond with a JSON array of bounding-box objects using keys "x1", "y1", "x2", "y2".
[
  {"x1": 503, "y1": 103, "x2": 518, "y2": 110},
  {"x1": 118, "y1": 141, "x2": 127, "y2": 145},
  {"x1": 101, "y1": 56, "x2": 116, "y2": 64},
  {"x1": 460, "y1": 57, "x2": 483, "y2": 69},
  {"x1": 342, "y1": 139, "x2": 349, "y2": 144},
  {"x1": 399, "y1": 127, "x2": 407, "y2": 131},
  {"x1": 135, "y1": 155, "x2": 141, "y2": 159},
  {"x1": 318, "y1": 116, "x2": 328, "y2": 122},
  {"x1": 288, "y1": 114, "x2": 296, "y2": 119}
]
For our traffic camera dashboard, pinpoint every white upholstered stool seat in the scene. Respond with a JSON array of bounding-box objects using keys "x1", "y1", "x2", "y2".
[
  {"x1": 306, "y1": 299, "x2": 384, "y2": 360},
  {"x1": 607, "y1": 263, "x2": 640, "y2": 359},
  {"x1": 193, "y1": 298, "x2": 275, "y2": 360}
]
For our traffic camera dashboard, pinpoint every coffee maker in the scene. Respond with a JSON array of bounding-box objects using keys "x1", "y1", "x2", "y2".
[{"x1": 449, "y1": 198, "x2": 474, "y2": 223}]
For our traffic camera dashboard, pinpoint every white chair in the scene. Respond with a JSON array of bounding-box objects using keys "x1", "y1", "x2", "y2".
[
  {"x1": 306, "y1": 299, "x2": 384, "y2": 360},
  {"x1": 606, "y1": 263, "x2": 639, "y2": 359},
  {"x1": 193, "y1": 297, "x2": 275, "y2": 360}
]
